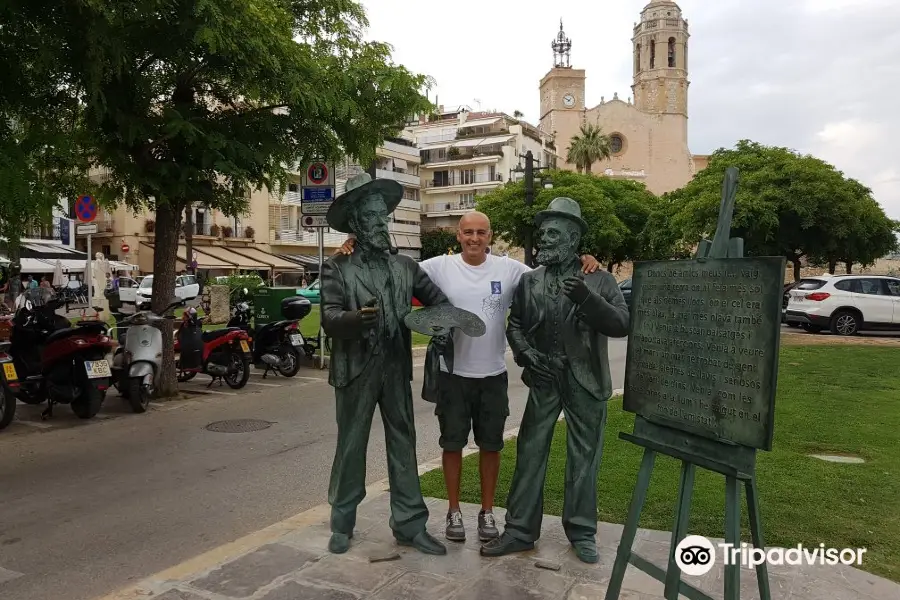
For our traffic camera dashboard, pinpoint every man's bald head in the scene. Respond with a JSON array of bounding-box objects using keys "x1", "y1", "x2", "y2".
[
  {"x1": 458, "y1": 211, "x2": 491, "y2": 232},
  {"x1": 456, "y1": 210, "x2": 492, "y2": 265}
]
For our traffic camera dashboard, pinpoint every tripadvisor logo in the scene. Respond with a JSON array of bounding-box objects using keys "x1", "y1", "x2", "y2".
[{"x1": 675, "y1": 535, "x2": 867, "y2": 575}]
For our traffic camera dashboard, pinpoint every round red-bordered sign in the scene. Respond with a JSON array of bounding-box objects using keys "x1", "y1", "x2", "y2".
[
  {"x1": 75, "y1": 195, "x2": 98, "y2": 223},
  {"x1": 307, "y1": 162, "x2": 328, "y2": 185}
]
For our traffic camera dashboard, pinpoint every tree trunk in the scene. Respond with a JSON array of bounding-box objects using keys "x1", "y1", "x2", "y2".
[
  {"x1": 184, "y1": 205, "x2": 194, "y2": 275},
  {"x1": 845, "y1": 261, "x2": 853, "y2": 274},
  {"x1": 828, "y1": 259, "x2": 837, "y2": 275},
  {"x1": 152, "y1": 202, "x2": 182, "y2": 398},
  {"x1": 791, "y1": 257, "x2": 802, "y2": 282}
]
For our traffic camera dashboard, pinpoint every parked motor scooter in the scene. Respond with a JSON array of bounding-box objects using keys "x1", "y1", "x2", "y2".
[
  {"x1": 110, "y1": 298, "x2": 185, "y2": 413},
  {"x1": 175, "y1": 307, "x2": 253, "y2": 388},
  {"x1": 0, "y1": 341, "x2": 19, "y2": 431},
  {"x1": 9, "y1": 288, "x2": 116, "y2": 419},
  {"x1": 227, "y1": 291, "x2": 314, "y2": 378}
]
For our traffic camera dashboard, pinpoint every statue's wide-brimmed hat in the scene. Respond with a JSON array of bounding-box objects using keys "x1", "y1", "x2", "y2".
[
  {"x1": 326, "y1": 173, "x2": 403, "y2": 234},
  {"x1": 535, "y1": 196, "x2": 588, "y2": 234}
]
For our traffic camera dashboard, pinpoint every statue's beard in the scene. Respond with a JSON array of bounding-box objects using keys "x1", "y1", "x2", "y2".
[
  {"x1": 536, "y1": 246, "x2": 568, "y2": 265},
  {"x1": 360, "y1": 229, "x2": 391, "y2": 252}
]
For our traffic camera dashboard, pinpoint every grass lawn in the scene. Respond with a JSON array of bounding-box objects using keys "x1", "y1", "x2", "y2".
[
  {"x1": 298, "y1": 305, "x2": 432, "y2": 347},
  {"x1": 419, "y1": 345, "x2": 900, "y2": 582}
]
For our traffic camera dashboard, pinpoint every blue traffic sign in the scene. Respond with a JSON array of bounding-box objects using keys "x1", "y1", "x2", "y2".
[{"x1": 302, "y1": 188, "x2": 333, "y2": 201}]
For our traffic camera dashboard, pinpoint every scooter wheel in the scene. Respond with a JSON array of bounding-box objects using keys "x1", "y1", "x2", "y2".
[
  {"x1": 71, "y1": 386, "x2": 105, "y2": 419},
  {"x1": 126, "y1": 377, "x2": 152, "y2": 414},
  {"x1": 0, "y1": 386, "x2": 15, "y2": 431},
  {"x1": 177, "y1": 371, "x2": 197, "y2": 383},
  {"x1": 277, "y1": 348, "x2": 301, "y2": 377},
  {"x1": 224, "y1": 352, "x2": 252, "y2": 389}
]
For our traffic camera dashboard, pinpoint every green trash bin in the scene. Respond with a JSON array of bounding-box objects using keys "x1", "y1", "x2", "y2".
[{"x1": 251, "y1": 286, "x2": 302, "y2": 329}]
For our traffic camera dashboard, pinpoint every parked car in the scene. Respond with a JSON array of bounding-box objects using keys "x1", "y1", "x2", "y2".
[
  {"x1": 784, "y1": 274, "x2": 900, "y2": 335},
  {"x1": 296, "y1": 279, "x2": 320, "y2": 304},
  {"x1": 136, "y1": 274, "x2": 200, "y2": 310},
  {"x1": 116, "y1": 276, "x2": 140, "y2": 306},
  {"x1": 619, "y1": 278, "x2": 632, "y2": 307}
]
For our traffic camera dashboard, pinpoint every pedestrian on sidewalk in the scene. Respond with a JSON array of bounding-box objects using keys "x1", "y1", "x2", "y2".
[{"x1": 339, "y1": 210, "x2": 600, "y2": 544}]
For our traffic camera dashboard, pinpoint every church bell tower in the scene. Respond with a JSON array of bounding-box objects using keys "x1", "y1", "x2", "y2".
[
  {"x1": 539, "y1": 20, "x2": 586, "y2": 139},
  {"x1": 632, "y1": 0, "x2": 689, "y2": 116}
]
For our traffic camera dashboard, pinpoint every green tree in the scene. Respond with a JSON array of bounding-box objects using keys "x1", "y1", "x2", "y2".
[
  {"x1": 668, "y1": 140, "x2": 875, "y2": 281},
  {"x1": 565, "y1": 123, "x2": 612, "y2": 174},
  {"x1": 9, "y1": 0, "x2": 433, "y2": 395},
  {"x1": 0, "y1": 5, "x2": 93, "y2": 268},
  {"x1": 808, "y1": 181, "x2": 899, "y2": 274},
  {"x1": 477, "y1": 170, "x2": 639, "y2": 264},
  {"x1": 420, "y1": 229, "x2": 461, "y2": 259}
]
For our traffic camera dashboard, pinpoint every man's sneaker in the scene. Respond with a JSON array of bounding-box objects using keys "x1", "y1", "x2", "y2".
[
  {"x1": 478, "y1": 510, "x2": 499, "y2": 541},
  {"x1": 445, "y1": 510, "x2": 465, "y2": 542}
]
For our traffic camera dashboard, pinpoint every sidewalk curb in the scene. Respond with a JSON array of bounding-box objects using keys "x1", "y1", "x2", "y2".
[{"x1": 95, "y1": 386, "x2": 623, "y2": 600}]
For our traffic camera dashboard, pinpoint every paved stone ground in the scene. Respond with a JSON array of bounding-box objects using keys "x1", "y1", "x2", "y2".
[{"x1": 115, "y1": 495, "x2": 898, "y2": 600}]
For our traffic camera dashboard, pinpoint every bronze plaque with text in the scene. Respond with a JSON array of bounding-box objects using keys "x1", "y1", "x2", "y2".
[{"x1": 622, "y1": 256, "x2": 786, "y2": 450}]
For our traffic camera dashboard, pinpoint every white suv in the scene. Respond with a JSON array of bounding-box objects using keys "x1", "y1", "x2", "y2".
[
  {"x1": 135, "y1": 274, "x2": 200, "y2": 310},
  {"x1": 784, "y1": 275, "x2": 900, "y2": 335}
]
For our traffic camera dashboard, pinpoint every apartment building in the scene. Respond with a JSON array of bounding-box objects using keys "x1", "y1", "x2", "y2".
[
  {"x1": 406, "y1": 106, "x2": 558, "y2": 231},
  {"x1": 267, "y1": 136, "x2": 424, "y2": 262}
]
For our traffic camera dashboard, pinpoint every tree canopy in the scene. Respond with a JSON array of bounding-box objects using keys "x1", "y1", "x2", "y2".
[
  {"x1": 420, "y1": 229, "x2": 461, "y2": 259},
  {"x1": 3, "y1": 0, "x2": 434, "y2": 394},
  {"x1": 665, "y1": 140, "x2": 898, "y2": 280},
  {"x1": 476, "y1": 170, "x2": 669, "y2": 271}
]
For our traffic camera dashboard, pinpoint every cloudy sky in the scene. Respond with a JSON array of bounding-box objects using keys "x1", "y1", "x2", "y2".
[{"x1": 360, "y1": 0, "x2": 900, "y2": 218}]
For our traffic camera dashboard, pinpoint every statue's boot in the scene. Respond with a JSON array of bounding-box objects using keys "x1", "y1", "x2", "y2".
[
  {"x1": 328, "y1": 532, "x2": 353, "y2": 554},
  {"x1": 572, "y1": 540, "x2": 599, "y2": 564},
  {"x1": 479, "y1": 532, "x2": 534, "y2": 557},
  {"x1": 395, "y1": 530, "x2": 447, "y2": 555}
]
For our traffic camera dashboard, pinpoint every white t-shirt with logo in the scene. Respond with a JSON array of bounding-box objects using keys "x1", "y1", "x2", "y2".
[{"x1": 419, "y1": 254, "x2": 530, "y2": 378}]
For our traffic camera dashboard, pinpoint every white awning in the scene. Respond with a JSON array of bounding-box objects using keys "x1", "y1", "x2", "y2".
[
  {"x1": 109, "y1": 260, "x2": 138, "y2": 271},
  {"x1": 19, "y1": 258, "x2": 87, "y2": 273},
  {"x1": 420, "y1": 141, "x2": 454, "y2": 150},
  {"x1": 452, "y1": 138, "x2": 485, "y2": 148},
  {"x1": 392, "y1": 157, "x2": 408, "y2": 170},
  {"x1": 457, "y1": 117, "x2": 501, "y2": 129},
  {"x1": 475, "y1": 135, "x2": 515, "y2": 146}
]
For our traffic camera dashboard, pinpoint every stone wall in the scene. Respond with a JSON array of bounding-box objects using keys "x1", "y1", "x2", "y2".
[{"x1": 208, "y1": 285, "x2": 231, "y2": 324}]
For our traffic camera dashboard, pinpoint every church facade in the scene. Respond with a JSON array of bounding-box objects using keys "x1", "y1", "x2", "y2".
[{"x1": 538, "y1": 0, "x2": 708, "y2": 196}]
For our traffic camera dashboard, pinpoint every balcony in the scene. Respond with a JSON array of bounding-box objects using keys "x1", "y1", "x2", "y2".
[
  {"x1": 269, "y1": 229, "x2": 346, "y2": 246},
  {"x1": 269, "y1": 190, "x2": 303, "y2": 206},
  {"x1": 421, "y1": 148, "x2": 504, "y2": 165},
  {"x1": 424, "y1": 200, "x2": 477, "y2": 214},
  {"x1": 425, "y1": 173, "x2": 502, "y2": 189},
  {"x1": 388, "y1": 222, "x2": 421, "y2": 235},
  {"x1": 24, "y1": 223, "x2": 61, "y2": 242},
  {"x1": 375, "y1": 168, "x2": 420, "y2": 187}
]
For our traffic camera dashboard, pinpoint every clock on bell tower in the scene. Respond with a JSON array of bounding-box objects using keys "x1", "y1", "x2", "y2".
[{"x1": 539, "y1": 20, "x2": 585, "y2": 136}]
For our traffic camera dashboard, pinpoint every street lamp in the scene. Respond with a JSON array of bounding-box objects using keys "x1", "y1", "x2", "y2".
[{"x1": 510, "y1": 150, "x2": 553, "y2": 267}]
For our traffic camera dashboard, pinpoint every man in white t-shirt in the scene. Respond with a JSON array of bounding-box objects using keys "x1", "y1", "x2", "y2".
[{"x1": 339, "y1": 211, "x2": 599, "y2": 543}]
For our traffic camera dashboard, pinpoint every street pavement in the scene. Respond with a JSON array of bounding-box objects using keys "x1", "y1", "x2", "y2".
[{"x1": 0, "y1": 340, "x2": 628, "y2": 600}]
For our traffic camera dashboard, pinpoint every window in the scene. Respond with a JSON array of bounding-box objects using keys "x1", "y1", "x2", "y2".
[
  {"x1": 887, "y1": 279, "x2": 900, "y2": 297},
  {"x1": 459, "y1": 193, "x2": 475, "y2": 207},
  {"x1": 434, "y1": 170, "x2": 449, "y2": 186},
  {"x1": 460, "y1": 169, "x2": 475, "y2": 184},
  {"x1": 650, "y1": 40, "x2": 656, "y2": 68},
  {"x1": 795, "y1": 279, "x2": 826, "y2": 290},
  {"x1": 402, "y1": 188, "x2": 419, "y2": 201},
  {"x1": 288, "y1": 183, "x2": 299, "y2": 192},
  {"x1": 610, "y1": 134, "x2": 624, "y2": 154},
  {"x1": 858, "y1": 278, "x2": 886, "y2": 295},
  {"x1": 834, "y1": 280, "x2": 855, "y2": 292},
  {"x1": 668, "y1": 37, "x2": 676, "y2": 68},
  {"x1": 635, "y1": 44, "x2": 641, "y2": 73}
]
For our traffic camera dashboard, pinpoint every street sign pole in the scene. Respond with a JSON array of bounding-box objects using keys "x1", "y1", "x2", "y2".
[
  {"x1": 75, "y1": 195, "x2": 99, "y2": 315},
  {"x1": 317, "y1": 229, "x2": 326, "y2": 370},
  {"x1": 86, "y1": 232, "x2": 92, "y2": 311}
]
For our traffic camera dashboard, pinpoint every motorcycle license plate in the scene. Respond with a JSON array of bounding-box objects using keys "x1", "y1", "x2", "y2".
[
  {"x1": 240, "y1": 340, "x2": 250, "y2": 353},
  {"x1": 2, "y1": 362, "x2": 17, "y2": 381},
  {"x1": 85, "y1": 360, "x2": 112, "y2": 379},
  {"x1": 289, "y1": 334, "x2": 303, "y2": 346}
]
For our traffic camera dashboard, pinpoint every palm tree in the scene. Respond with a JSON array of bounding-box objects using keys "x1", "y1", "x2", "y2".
[{"x1": 565, "y1": 122, "x2": 612, "y2": 174}]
